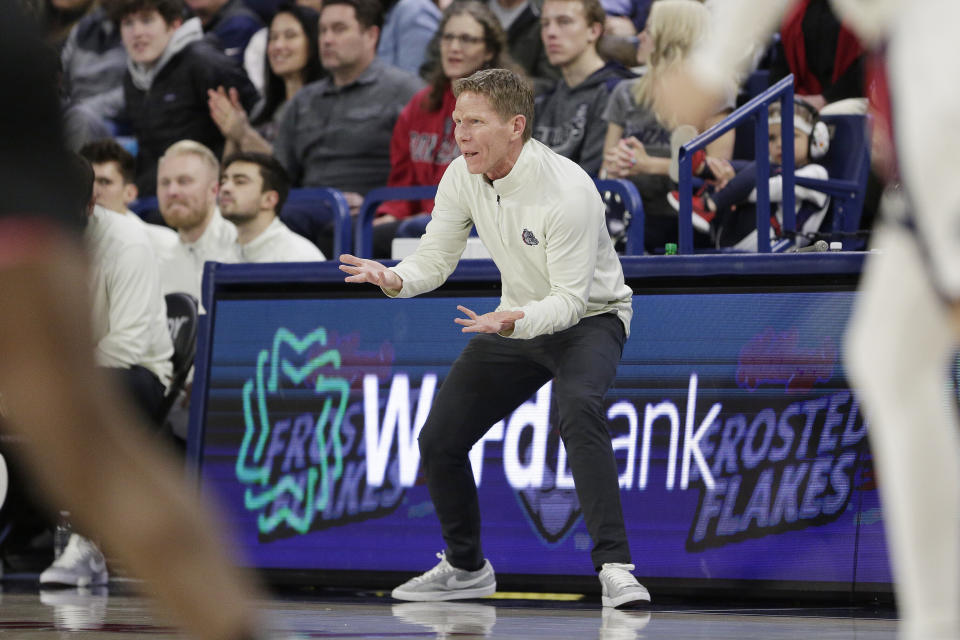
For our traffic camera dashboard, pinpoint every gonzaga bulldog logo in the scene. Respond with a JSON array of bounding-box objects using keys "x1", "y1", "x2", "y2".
[{"x1": 235, "y1": 328, "x2": 349, "y2": 536}]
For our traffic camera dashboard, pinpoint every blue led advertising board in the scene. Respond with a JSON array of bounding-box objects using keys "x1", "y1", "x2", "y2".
[{"x1": 189, "y1": 258, "x2": 891, "y2": 593}]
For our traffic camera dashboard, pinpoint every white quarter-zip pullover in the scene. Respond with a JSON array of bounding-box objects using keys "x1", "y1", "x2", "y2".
[{"x1": 389, "y1": 139, "x2": 632, "y2": 339}]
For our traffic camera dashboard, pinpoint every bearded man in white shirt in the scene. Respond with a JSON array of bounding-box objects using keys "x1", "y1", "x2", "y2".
[
  {"x1": 157, "y1": 139, "x2": 239, "y2": 298},
  {"x1": 219, "y1": 152, "x2": 325, "y2": 262},
  {"x1": 340, "y1": 68, "x2": 649, "y2": 608}
]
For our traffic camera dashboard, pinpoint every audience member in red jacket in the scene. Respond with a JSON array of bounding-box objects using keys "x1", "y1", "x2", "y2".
[{"x1": 371, "y1": 0, "x2": 522, "y2": 257}]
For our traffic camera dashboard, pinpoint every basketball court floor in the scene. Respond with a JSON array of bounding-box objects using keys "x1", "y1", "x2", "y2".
[{"x1": 0, "y1": 580, "x2": 898, "y2": 639}]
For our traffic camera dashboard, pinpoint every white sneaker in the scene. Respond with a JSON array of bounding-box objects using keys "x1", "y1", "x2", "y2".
[
  {"x1": 392, "y1": 552, "x2": 496, "y2": 601},
  {"x1": 600, "y1": 607, "x2": 652, "y2": 639},
  {"x1": 40, "y1": 586, "x2": 108, "y2": 631},
  {"x1": 598, "y1": 563, "x2": 650, "y2": 608},
  {"x1": 392, "y1": 601, "x2": 497, "y2": 636},
  {"x1": 39, "y1": 534, "x2": 108, "y2": 587}
]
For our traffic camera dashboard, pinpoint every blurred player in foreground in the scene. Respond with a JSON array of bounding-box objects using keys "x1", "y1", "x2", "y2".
[
  {"x1": 657, "y1": 1, "x2": 960, "y2": 637},
  {"x1": 0, "y1": 5, "x2": 272, "y2": 640}
]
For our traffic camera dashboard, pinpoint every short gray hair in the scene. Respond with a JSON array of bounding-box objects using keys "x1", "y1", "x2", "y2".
[{"x1": 453, "y1": 68, "x2": 534, "y2": 142}]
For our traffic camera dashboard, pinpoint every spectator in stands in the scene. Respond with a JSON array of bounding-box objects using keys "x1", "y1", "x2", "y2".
[
  {"x1": 53, "y1": 47, "x2": 115, "y2": 152},
  {"x1": 42, "y1": 0, "x2": 97, "y2": 50},
  {"x1": 156, "y1": 140, "x2": 238, "y2": 298},
  {"x1": 185, "y1": 0, "x2": 263, "y2": 63},
  {"x1": 601, "y1": 0, "x2": 649, "y2": 34},
  {"x1": 670, "y1": 98, "x2": 830, "y2": 251},
  {"x1": 61, "y1": 5, "x2": 128, "y2": 124},
  {"x1": 108, "y1": 0, "x2": 258, "y2": 196},
  {"x1": 242, "y1": 1, "x2": 323, "y2": 96},
  {"x1": 378, "y1": 0, "x2": 441, "y2": 75},
  {"x1": 219, "y1": 151, "x2": 326, "y2": 261},
  {"x1": 79, "y1": 138, "x2": 180, "y2": 258},
  {"x1": 534, "y1": 0, "x2": 634, "y2": 177},
  {"x1": 487, "y1": 0, "x2": 558, "y2": 93},
  {"x1": 600, "y1": 0, "x2": 726, "y2": 252},
  {"x1": 40, "y1": 155, "x2": 173, "y2": 588},
  {"x1": 769, "y1": 0, "x2": 865, "y2": 111},
  {"x1": 372, "y1": 0, "x2": 517, "y2": 257},
  {"x1": 209, "y1": 3, "x2": 324, "y2": 156},
  {"x1": 272, "y1": 0, "x2": 423, "y2": 219}
]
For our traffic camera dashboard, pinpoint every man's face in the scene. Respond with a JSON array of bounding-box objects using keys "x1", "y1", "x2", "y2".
[
  {"x1": 452, "y1": 91, "x2": 523, "y2": 180},
  {"x1": 120, "y1": 10, "x2": 180, "y2": 66},
  {"x1": 157, "y1": 153, "x2": 218, "y2": 232},
  {"x1": 91, "y1": 161, "x2": 137, "y2": 214},
  {"x1": 540, "y1": 0, "x2": 600, "y2": 68},
  {"x1": 319, "y1": 4, "x2": 376, "y2": 73},
  {"x1": 219, "y1": 161, "x2": 268, "y2": 222}
]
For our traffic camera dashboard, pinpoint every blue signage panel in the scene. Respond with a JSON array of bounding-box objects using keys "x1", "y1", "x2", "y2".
[{"x1": 192, "y1": 268, "x2": 891, "y2": 588}]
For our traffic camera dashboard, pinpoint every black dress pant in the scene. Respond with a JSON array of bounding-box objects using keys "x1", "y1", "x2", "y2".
[{"x1": 417, "y1": 313, "x2": 631, "y2": 572}]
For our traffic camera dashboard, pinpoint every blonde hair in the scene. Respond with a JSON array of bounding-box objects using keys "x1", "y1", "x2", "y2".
[
  {"x1": 159, "y1": 139, "x2": 220, "y2": 178},
  {"x1": 631, "y1": 0, "x2": 711, "y2": 112},
  {"x1": 454, "y1": 68, "x2": 535, "y2": 142}
]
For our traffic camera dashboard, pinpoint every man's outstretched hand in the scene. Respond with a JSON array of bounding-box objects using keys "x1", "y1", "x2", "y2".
[
  {"x1": 454, "y1": 305, "x2": 524, "y2": 335},
  {"x1": 339, "y1": 254, "x2": 403, "y2": 290}
]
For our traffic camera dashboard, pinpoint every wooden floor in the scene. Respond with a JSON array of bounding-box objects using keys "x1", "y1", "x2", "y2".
[{"x1": 0, "y1": 581, "x2": 898, "y2": 639}]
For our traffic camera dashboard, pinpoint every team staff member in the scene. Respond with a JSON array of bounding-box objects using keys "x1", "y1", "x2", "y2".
[{"x1": 340, "y1": 68, "x2": 649, "y2": 607}]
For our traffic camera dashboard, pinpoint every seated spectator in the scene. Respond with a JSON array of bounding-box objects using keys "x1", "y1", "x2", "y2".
[
  {"x1": 40, "y1": 155, "x2": 172, "y2": 589},
  {"x1": 242, "y1": 1, "x2": 323, "y2": 94},
  {"x1": 155, "y1": 140, "x2": 239, "y2": 298},
  {"x1": 49, "y1": 40, "x2": 116, "y2": 152},
  {"x1": 373, "y1": 0, "x2": 517, "y2": 257},
  {"x1": 487, "y1": 0, "x2": 558, "y2": 93},
  {"x1": 534, "y1": 0, "x2": 634, "y2": 177},
  {"x1": 79, "y1": 138, "x2": 180, "y2": 259},
  {"x1": 677, "y1": 98, "x2": 830, "y2": 251},
  {"x1": 770, "y1": 0, "x2": 865, "y2": 111},
  {"x1": 600, "y1": 0, "x2": 727, "y2": 252},
  {"x1": 61, "y1": 5, "x2": 128, "y2": 123},
  {"x1": 219, "y1": 151, "x2": 325, "y2": 261},
  {"x1": 600, "y1": 0, "x2": 649, "y2": 34},
  {"x1": 108, "y1": 0, "x2": 258, "y2": 196},
  {"x1": 42, "y1": 0, "x2": 97, "y2": 50},
  {"x1": 209, "y1": 3, "x2": 324, "y2": 156},
  {"x1": 377, "y1": 0, "x2": 440, "y2": 76},
  {"x1": 185, "y1": 0, "x2": 263, "y2": 63},
  {"x1": 272, "y1": 0, "x2": 423, "y2": 252}
]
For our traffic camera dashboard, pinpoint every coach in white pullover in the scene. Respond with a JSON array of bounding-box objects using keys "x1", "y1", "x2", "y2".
[{"x1": 340, "y1": 68, "x2": 647, "y2": 607}]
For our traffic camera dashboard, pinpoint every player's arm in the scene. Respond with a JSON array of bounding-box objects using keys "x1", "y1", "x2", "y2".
[{"x1": 657, "y1": 0, "x2": 794, "y2": 128}]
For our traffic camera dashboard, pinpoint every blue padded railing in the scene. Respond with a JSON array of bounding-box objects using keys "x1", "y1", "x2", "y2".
[
  {"x1": 129, "y1": 196, "x2": 158, "y2": 217},
  {"x1": 283, "y1": 187, "x2": 352, "y2": 258},
  {"x1": 355, "y1": 181, "x2": 645, "y2": 258},
  {"x1": 676, "y1": 74, "x2": 797, "y2": 254},
  {"x1": 355, "y1": 185, "x2": 439, "y2": 258},
  {"x1": 595, "y1": 178, "x2": 644, "y2": 255}
]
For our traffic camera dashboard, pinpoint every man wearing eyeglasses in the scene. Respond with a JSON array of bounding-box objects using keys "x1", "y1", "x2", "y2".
[{"x1": 533, "y1": 0, "x2": 634, "y2": 176}]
